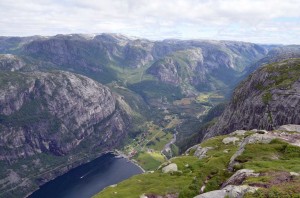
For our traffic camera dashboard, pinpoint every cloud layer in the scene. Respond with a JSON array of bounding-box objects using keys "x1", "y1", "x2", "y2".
[{"x1": 0, "y1": 0, "x2": 299, "y2": 44}]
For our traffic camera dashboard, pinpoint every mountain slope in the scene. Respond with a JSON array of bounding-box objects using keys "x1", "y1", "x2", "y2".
[
  {"x1": 0, "y1": 70, "x2": 129, "y2": 197},
  {"x1": 96, "y1": 126, "x2": 300, "y2": 198},
  {"x1": 1, "y1": 34, "x2": 270, "y2": 92},
  {"x1": 204, "y1": 58, "x2": 300, "y2": 139},
  {"x1": 245, "y1": 45, "x2": 300, "y2": 75}
]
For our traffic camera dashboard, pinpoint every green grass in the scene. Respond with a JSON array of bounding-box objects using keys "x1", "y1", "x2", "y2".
[
  {"x1": 128, "y1": 80, "x2": 184, "y2": 102},
  {"x1": 94, "y1": 130, "x2": 300, "y2": 198},
  {"x1": 237, "y1": 139, "x2": 300, "y2": 173},
  {"x1": 94, "y1": 172, "x2": 194, "y2": 198},
  {"x1": 95, "y1": 156, "x2": 202, "y2": 198},
  {"x1": 147, "y1": 132, "x2": 173, "y2": 151},
  {"x1": 245, "y1": 177, "x2": 300, "y2": 198},
  {"x1": 97, "y1": 135, "x2": 239, "y2": 197},
  {"x1": 133, "y1": 152, "x2": 165, "y2": 171}
]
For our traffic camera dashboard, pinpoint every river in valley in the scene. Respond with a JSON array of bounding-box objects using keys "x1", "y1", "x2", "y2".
[{"x1": 28, "y1": 153, "x2": 143, "y2": 198}]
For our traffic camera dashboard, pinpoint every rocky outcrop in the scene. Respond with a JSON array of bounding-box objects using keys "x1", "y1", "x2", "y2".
[
  {"x1": 185, "y1": 145, "x2": 214, "y2": 159},
  {"x1": 222, "y1": 137, "x2": 240, "y2": 145},
  {"x1": 228, "y1": 132, "x2": 276, "y2": 171},
  {"x1": 205, "y1": 58, "x2": 300, "y2": 139},
  {"x1": 194, "y1": 185, "x2": 258, "y2": 198},
  {"x1": 278, "y1": 124, "x2": 300, "y2": 132},
  {"x1": 194, "y1": 146, "x2": 214, "y2": 159},
  {"x1": 229, "y1": 130, "x2": 246, "y2": 136},
  {"x1": 194, "y1": 189, "x2": 226, "y2": 198},
  {"x1": 221, "y1": 169, "x2": 259, "y2": 188}
]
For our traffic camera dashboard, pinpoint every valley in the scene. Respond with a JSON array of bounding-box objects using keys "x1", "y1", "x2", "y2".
[{"x1": 0, "y1": 33, "x2": 299, "y2": 198}]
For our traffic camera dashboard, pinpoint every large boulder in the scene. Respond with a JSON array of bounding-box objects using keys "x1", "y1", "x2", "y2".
[{"x1": 162, "y1": 163, "x2": 178, "y2": 173}]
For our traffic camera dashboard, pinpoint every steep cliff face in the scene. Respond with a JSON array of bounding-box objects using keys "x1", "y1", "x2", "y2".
[
  {"x1": 22, "y1": 34, "x2": 155, "y2": 70},
  {"x1": 0, "y1": 70, "x2": 127, "y2": 161},
  {"x1": 0, "y1": 70, "x2": 129, "y2": 197},
  {"x1": 147, "y1": 49, "x2": 203, "y2": 85},
  {"x1": 204, "y1": 58, "x2": 300, "y2": 139}
]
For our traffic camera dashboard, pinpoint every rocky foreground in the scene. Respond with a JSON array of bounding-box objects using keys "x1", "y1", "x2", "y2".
[{"x1": 96, "y1": 124, "x2": 300, "y2": 198}]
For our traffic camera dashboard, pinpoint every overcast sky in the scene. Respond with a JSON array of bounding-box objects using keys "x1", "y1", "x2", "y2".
[{"x1": 0, "y1": 0, "x2": 299, "y2": 44}]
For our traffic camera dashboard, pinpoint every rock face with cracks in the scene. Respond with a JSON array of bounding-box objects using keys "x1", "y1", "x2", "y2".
[
  {"x1": 0, "y1": 70, "x2": 129, "y2": 197},
  {"x1": 205, "y1": 59, "x2": 300, "y2": 139}
]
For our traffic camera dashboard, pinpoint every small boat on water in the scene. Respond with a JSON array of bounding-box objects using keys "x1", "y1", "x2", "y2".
[{"x1": 114, "y1": 155, "x2": 123, "y2": 159}]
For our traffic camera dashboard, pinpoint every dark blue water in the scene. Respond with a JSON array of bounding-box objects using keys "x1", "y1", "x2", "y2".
[{"x1": 28, "y1": 153, "x2": 143, "y2": 198}]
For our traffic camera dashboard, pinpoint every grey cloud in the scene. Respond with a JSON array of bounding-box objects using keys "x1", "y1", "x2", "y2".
[{"x1": 0, "y1": 0, "x2": 299, "y2": 44}]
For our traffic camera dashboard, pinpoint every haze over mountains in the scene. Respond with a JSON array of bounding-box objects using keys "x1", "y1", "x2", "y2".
[{"x1": 0, "y1": 33, "x2": 300, "y2": 197}]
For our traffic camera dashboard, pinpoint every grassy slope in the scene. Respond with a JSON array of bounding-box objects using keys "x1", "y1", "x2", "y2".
[{"x1": 95, "y1": 131, "x2": 300, "y2": 198}]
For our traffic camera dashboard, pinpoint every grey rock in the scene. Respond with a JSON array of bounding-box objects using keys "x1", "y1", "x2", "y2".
[
  {"x1": 194, "y1": 146, "x2": 214, "y2": 159},
  {"x1": 0, "y1": 70, "x2": 129, "y2": 196},
  {"x1": 222, "y1": 137, "x2": 240, "y2": 144},
  {"x1": 162, "y1": 163, "x2": 178, "y2": 173},
  {"x1": 247, "y1": 133, "x2": 275, "y2": 144},
  {"x1": 223, "y1": 185, "x2": 259, "y2": 198},
  {"x1": 222, "y1": 169, "x2": 259, "y2": 188},
  {"x1": 290, "y1": 172, "x2": 300, "y2": 176},
  {"x1": 194, "y1": 185, "x2": 258, "y2": 198},
  {"x1": 147, "y1": 57, "x2": 181, "y2": 85},
  {"x1": 185, "y1": 144, "x2": 199, "y2": 155},
  {"x1": 0, "y1": 71, "x2": 127, "y2": 161},
  {"x1": 230, "y1": 130, "x2": 247, "y2": 136},
  {"x1": 278, "y1": 124, "x2": 300, "y2": 133},
  {"x1": 194, "y1": 190, "x2": 226, "y2": 198}
]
